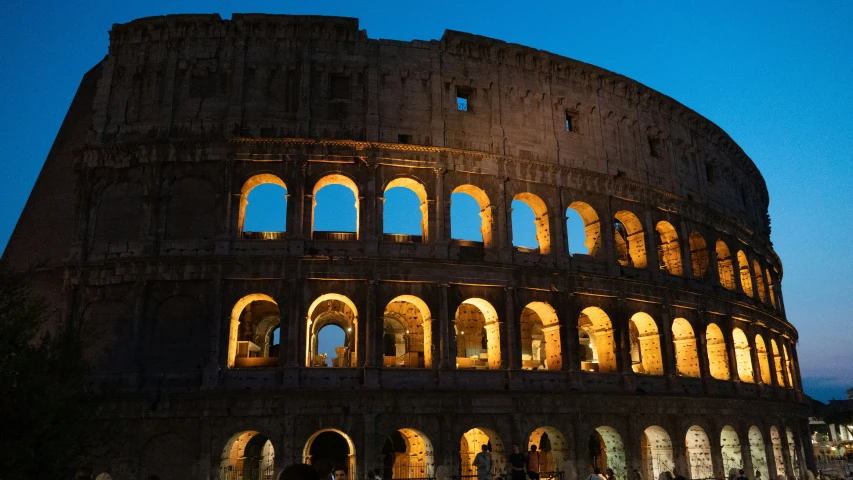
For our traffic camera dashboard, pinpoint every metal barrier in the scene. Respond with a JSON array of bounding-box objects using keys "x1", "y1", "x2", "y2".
[{"x1": 219, "y1": 463, "x2": 275, "y2": 480}]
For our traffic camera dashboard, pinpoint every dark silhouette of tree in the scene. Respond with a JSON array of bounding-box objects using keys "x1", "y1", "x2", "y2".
[{"x1": 0, "y1": 264, "x2": 91, "y2": 480}]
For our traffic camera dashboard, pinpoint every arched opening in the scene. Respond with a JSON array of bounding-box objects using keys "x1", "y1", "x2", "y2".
[
  {"x1": 312, "y1": 174, "x2": 359, "y2": 240},
  {"x1": 614, "y1": 211, "x2": 647, "y2": 268},
  {"x1": 578, "y1": 307, "x2": 617, "y2": 373},
  {"x1": 782, "y1": 345, "x2": 794, "y2": 389},
  {"x1": 737, "y1": 251, "x2": 754, "y2": 297},
  {"x1": 588, "y1": 427, "x2": 626, "y2": 480},
  {"x1": 733, "y1": 328, "x2": 754, "y2": 383},
  {"x1": 304, "y1": 429, "x2": 356, "y2": 480},
  {"x1": 716, "y1": 241, "x2": 736, "y2": 290},
  {"x1": 766, "y1": 269, "x2": 777, "y2": 309},
  {"x1": 672, "y1": 318, "x2": 700, "y2": 378},
  {"x1": 228, "y1": 294, "x2": 281, "y2": 368},
  {"x1": 460, "y1": 428, "x2": 505, "y2": 477},
  {"x1": 239, "y1": 174, "x2": 288, "y2": 239},
  {"x1": 753, "y1": 260, "x2": 767, "y2": 303},
  {"x1": 755, "y1": 335, "x2": 771, "y2": 385},
  {"x1": 641, "y1": 426, "x2": 674, "y2": 480},
  {"x1": 382, "y1": 428, "x2": 435, "y2": 480},
  {"x1": 655, "y1": 221, "x2": 683, "y2": 275},
  {"x1": 706, "y1": 323, "x2": 731, "y2": 380},
  {"x1": 95, "y1": 474, "x2": 112, "y2": 480},
  {"x1": 567, "y1": 201, "x2": 601, "y2": 257},
  {"x1": 721, "y1": 426, "x2": 744, "y2": 475},
  {"x1": 628, "y1": 312, "x2": 663, "y2": 375},
  {"x1": 166, "y1": 177, "x2": 216, "y2": 239},
  {"x1": 455, "y1": 299, "x2": 501, "y2": 369},
  {"x1": 512, "y1": 193, "x2": 551, "y2": 254},
  {"x1": 771, "y1": 340, "x2": 785, "y2": 387},
  {"x1": 220, "y1": 431, "x2": 274, "y2": 480},
  {"x1": 770, "y1": 427, "x2": 786, "y2": 479},
  {"x1": 748, "y1": 427, "x2": 769, "y2": 480},
  {"x1": 520, "y1": 302, "x2": 562, "y2": 370},
  {"x1": 306, "y1": 294, "x2": 359, "y2": 368},
  {"x1": 451, "y1": 185, "x2": 493, "y2": 247},
  {"x1": 689, "y1": 232, "x2": 709, "y2": 278},
  {"x1": 686, "y1": 426, "x2": 714, "y2": 480},
  {"x1": 528, "y1": 427, "x2": 569, "y2": 473},
  {"x1": 384, "y1": 178, "x2": 429, "y2": 242},
  {"x1": 785, "y1": 428, "x2": 800, "y2": 479},
  {"x1": 384, "y1": 295, "x2": 432, "y2": 368}
]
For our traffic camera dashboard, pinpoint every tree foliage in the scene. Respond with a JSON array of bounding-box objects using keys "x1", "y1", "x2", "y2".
[{"x1": 0, "y1": 264, "x2": 91, "y2": 480}]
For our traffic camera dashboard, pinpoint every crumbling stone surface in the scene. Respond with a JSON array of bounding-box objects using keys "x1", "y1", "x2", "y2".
[{"x1": 2, "y1": 14, "x2": 808, "y2": 480}]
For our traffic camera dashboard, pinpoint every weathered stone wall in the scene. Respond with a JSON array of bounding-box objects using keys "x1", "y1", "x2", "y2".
[{"x1": 1, "y1": 13, "x2": 809, "y2": 480}]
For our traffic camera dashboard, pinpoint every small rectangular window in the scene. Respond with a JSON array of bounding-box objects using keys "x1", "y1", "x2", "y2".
[
  {"x1": 398, "y1": 134, "x2": 412, "y2": 144},
  {"x1": 456, "y1": 87, "x2": 470, "y2": 112},
  {"x1": 565, "y1": 111, "x2": 575, "y2": 132},
  {"x1": 705, "y1": 162, "x2": 716, "y2": 184},
  {"x1": 648, "y1": 137, "x2": 662, "y2": 158}
]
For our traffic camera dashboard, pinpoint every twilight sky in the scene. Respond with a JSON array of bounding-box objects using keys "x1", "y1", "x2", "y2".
[{"x1": 1, "y1": 0, "x2": 850, "y2": 401}]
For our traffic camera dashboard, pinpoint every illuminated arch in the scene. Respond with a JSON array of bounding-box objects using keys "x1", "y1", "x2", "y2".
[
  {"x1": 706, "y1": 323, "x2": 731, "y2": 380},
  {"x1": 304, "y1": 429, "x2": 357, "y2": 480},
  {"x1": 755, "y1": 335, "x2": 771, "y2": 384},
  {"x1": 238, "y1": 174, "x2": 288, "y2": 236},
  {"x1": 306, "y1": 293, "x2": 359, "y2": 368},
  {"x1": 716, "y1": 241, "x2": 736, "y2": 290},
  {"x1": 785, "y1": 428, "x2": 800, "y2": 479},
  {"x1": 749, "y1": 427, "x2": 769, "y2": 480},
  {"x1": 733, "y1": 328, "x2": 754, "y2": 383},
  {"x1": 312, "y1": 174, "x2": 359, "y2": 238},
  {"x1": 783, "y1": 344, "x2": 795, "y2": 389},
  {"x1": 754, "y1": 260, "x2": 767, "y2": 303},
  {"x1": 451, "y1": 184, "x2": 494, "y2": 247},
  {"x1": 641, "y1": 426, "x2": 674, "y2": 480},
  {"x1": 228, "y1": 294, "x2": 279, "y2": 368},
  {"x1": 614, "y1": 211, "x2": 647, "y2": 268},
  {"x1": 384, "y1": 295, "x2": 433, "y2": 368},
  {"x1": 528, "y1": 426, "x2": 569, "y2": 473},
  {"x1": 655, "y1": 221, "x2": 683, "y2": 275},
  {"x1": 455, "y1": 298, "x2": 501, "y2": 369},
  {"x1": 770, "y1": 427, "x2": 786, "y2": 478},
  {"x1": 220, "y1": 430, "x2": 275, "y2": 480},
  {"x1": 578, "y1": 307, "x2": 617, "y2": 373},
  {"x1": 384, "y1": 177, "x2": 429, "y2": 241},
  {"x1": 588, "y1": 426, "x2": 626, "y2": 479},
  {"x1": 771, "y1": 340, "x2": 785, "y2": 387},
  {"x1": 686, "y1": 426, "x2": 714, "y2": 480},
  {"x1": 520, "y1": 302, "x2": 562, "y2": 370},
  {"x1": 689, "y1": 231, "x2": 709, "y2": 278},
  {"x1": 721, "y1": 426, "x2": 744, "y2": 474},
  {"x1": 382, "y1": 428, "x2": 435, "y2": 479},
  {"x1": 460, "y1": 428, "x2": 505, "y2": 477},
  {"x1": 513, "y1": 192, "x2": 551, "y2": 254},
  {"x1": 672, "y1": 318, "x2": 700, "y2": 378},
  {"x1": 628, "y1": 312, "x2": 663, "y2": 375},
  {"x1": 737, "y1": 251, "x2": 754, "y2": 297},
  {"x1": 567, "y1": 201, "x2": 601, "y2": 256}
]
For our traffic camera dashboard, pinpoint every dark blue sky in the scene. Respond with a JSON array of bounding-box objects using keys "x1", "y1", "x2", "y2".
[{"x1": 2, "y1": 0, "x2": 851, "y2": 401}]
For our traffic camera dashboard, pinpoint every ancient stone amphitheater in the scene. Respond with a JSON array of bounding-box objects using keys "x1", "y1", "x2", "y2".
[{"x1": 3, "y1": 14, "x2": 811, "y2": 480}]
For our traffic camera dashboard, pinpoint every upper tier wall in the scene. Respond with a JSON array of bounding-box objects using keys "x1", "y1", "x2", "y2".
[{"x1": 96, "y1": 14, "x2": 770, "y2": 239}]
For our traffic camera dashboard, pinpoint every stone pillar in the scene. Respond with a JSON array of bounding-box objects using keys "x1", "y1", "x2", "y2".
[
  {"x1": 303, "y1": 194, "x2": 314, "y2": 240},
  {"x1": 505, "y1": 287, "x2": 521, "y2": 370},
  {"x1": 749, "y1": 330, "x2": 763, "y2": 386},
  {"x1": 434, "y1": 167, "x2": 448, "y2": 249},
  {"x1": 299, "y1": 281, "x2": 312, "y2": 368},
  {"x1": 499, "y1": 177, "x2": 513, "y2": 262},
  {"x1": 376, "y1": 196, "x2": 386, "y2": 240},
  {"x1": 696, "y1": 312, "x2": 712, "y2": 392},
  {"x1": 644, "y1": 210, "x2": 660, "y2": 276},
  {"x1": 285, "y1": 278, "x2": 301, "y2": 368},
  {"x1": 612, "y1": 304, "x2": 633, "y2": 376},
  {"x1": 294, "y1": 160, "x2": 309, "y2": 239},
  {"x1": 723, "y1": 318, "x2": 741, "y2": 383},
  {"x1": 438, "y1": 284, "x2": 453, "y2": 369},
  {"x1": 364, "y1": 280, "x2": 379, "y2": 368},
  {"x1": 203, "y1": 277, "x2": 221, "y2": 389},
  {"x1": 559, "y1": 293, "x2": 581, "y2": 373},
  {"x1": 603, "y1": 200, "x2": 621, "y2": 276},
  {"x1": 660, "y1": 308, "x2": 677, "y2": 384},
  {"x1": 679, "y1": 222, "x2": 695, "y2": 279}
]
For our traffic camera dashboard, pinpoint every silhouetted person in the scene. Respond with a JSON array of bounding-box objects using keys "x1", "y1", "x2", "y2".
[
  {"x1": 509, "y1": 444, "x2": 527, "y2": 480},
  {"x1": 527, "y1": 444, "x2": 541, "y2": 480},
  {"x1": 473, "y1": 444, "x2": 492, "y2": 480}
]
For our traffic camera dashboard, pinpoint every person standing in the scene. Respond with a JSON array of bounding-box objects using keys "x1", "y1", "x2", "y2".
[
  {"x1": 527, "y1": 444, "x2": 541, "y2": 480},
  {"x1": 735, "y1": 470, "x2": 749, "y2": 480},
  {"x1": 586, "y1": 466, "x2": 606, "y2": 480},
  {"x1": 509, "y1": 444, "x2": 527, "y2": 480},
  {"x1": 473, "y1": 444, "x2": 493, "y2": 480}
]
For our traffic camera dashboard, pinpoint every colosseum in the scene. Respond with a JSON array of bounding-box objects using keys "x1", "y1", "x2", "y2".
[{"x1": 3, "y1": 13, "x2": 812, "y2": 480}]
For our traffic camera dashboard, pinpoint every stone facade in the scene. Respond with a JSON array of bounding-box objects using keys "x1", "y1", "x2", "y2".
[{"x1": 2, "y1": 14, "x2": 810, "y2": 480}]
